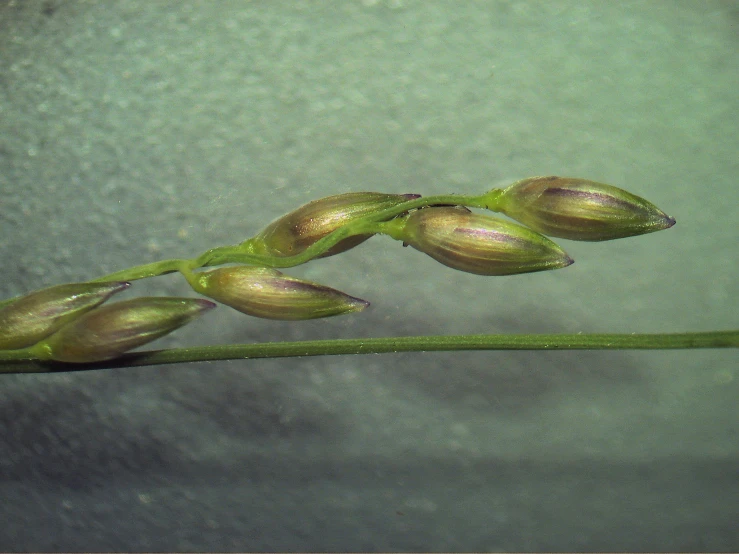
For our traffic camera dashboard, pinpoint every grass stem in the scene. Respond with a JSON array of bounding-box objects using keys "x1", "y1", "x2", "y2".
[{"x1": 0, "y1": 329, "x2": 735, "y2": 374}]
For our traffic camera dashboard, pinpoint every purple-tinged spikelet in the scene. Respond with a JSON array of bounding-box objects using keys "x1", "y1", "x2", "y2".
[
  {"x1": 398, "y1": 206, "x2": 573, "y2": 276},
  {"x1": 251, "y1": 192, "x2": 420, "y2": 258},
  {"x1": 0, "y1": 281, "x2": 130, "y2": 350},
  {"x1": 191, "y1": 266, "x2": 369, "y2": 320},
  {"x1": 497, "y1": 176, "x2": 676, "y2": 241},
  {"x1": 37, "y1": 297, "x2": 215, "y2": 363}
]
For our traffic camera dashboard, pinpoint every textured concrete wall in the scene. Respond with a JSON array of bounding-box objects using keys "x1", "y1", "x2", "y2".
[{"x1": 1, "y1": 0, "x2": 737, "y2": 550}]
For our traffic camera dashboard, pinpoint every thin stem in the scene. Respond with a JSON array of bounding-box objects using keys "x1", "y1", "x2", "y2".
[
  {"x1": 200, "y1": 193, "x2": 488, "y2": 268},
  {"x1": 88, "y1": 192, "x2": 495, "y2": 282},
  {"x1": 0, "y1": 188, "x2": 504, "y2": 304},
  {"x1": 91, "y1": 259, "x2": 195, "y2": 283},
  {"x1": 0, "y1": 330, "x2": 736, "y2": 374}
]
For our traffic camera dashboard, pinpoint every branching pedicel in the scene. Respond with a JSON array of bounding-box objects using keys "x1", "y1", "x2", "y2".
[{"x1": 0, "y1": 176, "x2": 684, "y2": 365}]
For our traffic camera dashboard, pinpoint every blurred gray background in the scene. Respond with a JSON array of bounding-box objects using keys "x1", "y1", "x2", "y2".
[{"x1": 1, "y1": 0, "x2": 737, "y2": 550}]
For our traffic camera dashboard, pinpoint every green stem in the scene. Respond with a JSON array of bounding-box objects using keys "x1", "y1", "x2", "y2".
[
  {"x1": 0, "y1": 330, "x2": 736, "y2": 374},
  {"x1": 197, "y1": 193, "x2": 486, "y2": 268},
  {"x1": 87, "y1": 191, "x2": 495, "y2": 283},
  {"x1": 0, "y1": 188, "x2": 505, "y2": 306},
  {"x1": 90, "y1": 259, "x2": 195, "y2": 283}
]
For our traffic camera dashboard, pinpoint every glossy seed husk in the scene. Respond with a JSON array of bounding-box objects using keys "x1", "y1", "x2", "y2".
[
  {"x1": 251, "y1": 192, "x2": 420, "y2": 259},
  {"x1": 192, "y1": 266, "x2": 369, "y2": 320},
  {"x1": 38, "y1": 297, "x2": 215, "y2": 363},
  {"x1": 0, "y1": 281, "x2": 130, "y2": 350},
  {"x1": 399, "y1": 206, "x2": 573, "y2": 276},
  {"x1": 497, "y1": 176, "x2": 676, "y2": 241}
]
